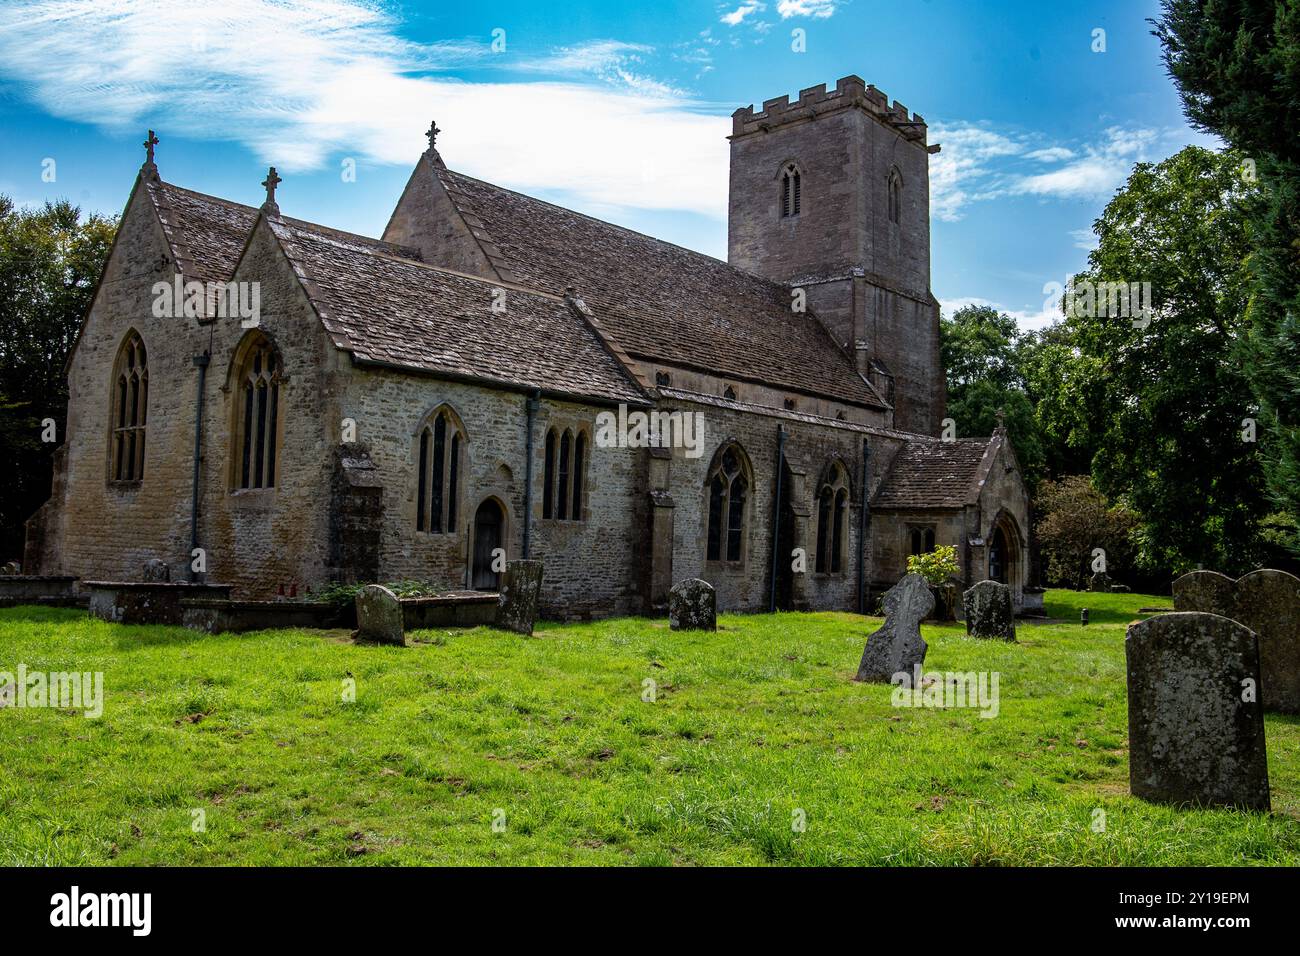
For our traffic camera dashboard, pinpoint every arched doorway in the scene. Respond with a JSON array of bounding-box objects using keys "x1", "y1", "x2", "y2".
[
  {"x1": 471, "y1": 499, "x2": 505, "y2": 590},
  {"x1": 989, "y1": 524, "x2": 1011, "y2": 584}
]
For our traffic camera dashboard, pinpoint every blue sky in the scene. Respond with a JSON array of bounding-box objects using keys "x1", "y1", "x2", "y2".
[{"x1": 0, "y1": 0, "x2": 1214, "y2": 329}]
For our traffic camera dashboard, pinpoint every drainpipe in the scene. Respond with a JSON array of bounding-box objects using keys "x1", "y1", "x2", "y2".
[
  {"x1": 188, "y1": 351, "x2": 210, "y2": 582},
  {"x1": 522, "y1": 390, "x2": 540, "y2": 559},
  {"x1": 768, "y1": 424, "x2": 786, "y2": 612},
  {"x1": 858, "y1": 437, "x2": 870, "y2": 613}
]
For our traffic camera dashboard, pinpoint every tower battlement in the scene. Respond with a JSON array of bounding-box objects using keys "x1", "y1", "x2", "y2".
[{"x1": 730, "y1": 75, "x2": 936, "y2": 152}]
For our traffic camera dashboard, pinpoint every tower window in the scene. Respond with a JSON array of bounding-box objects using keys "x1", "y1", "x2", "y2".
[
  {"x1": 781, "y1": 163, "x2": 801, "y2": 218},
  {"x1": 888, "y1": 168, "x2": 902, "y2": 225}
]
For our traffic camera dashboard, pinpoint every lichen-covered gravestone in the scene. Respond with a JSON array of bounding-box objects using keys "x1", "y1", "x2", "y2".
[
  {"x1": 142, "y1": 558, "x2": 170, "y2": 582},
  {"x1": 354, "y1": 585, "x2": 405, "y2": 646},
  {"x1": 669, "y1": 578, "x2": 716, "y2": 631},
  {"x1": 1172, "y1": 568, "x2": 1300, "y2": 713},
  {"x1": 1171, "y1": 570, "x2": 1236, "y2": 618},
  {"x1": 1089, "y1": 571, "x2": 1112, "y2": 593},
  {"x1": 1233, "y1": 570, "x2": 1300, "y2": 714},
  {"x1": 963, "y1": 579, "x2": 1016, "y2": 641},
  {"x1": 855, "y1": 573, "x2": 934, "y2": 684},
  {"x1": 1125, "y1": 612, "x2": 1269, "y2": 811},
  {"x1": 497, "y1": 560, "x2": 544, "y2": 636}
]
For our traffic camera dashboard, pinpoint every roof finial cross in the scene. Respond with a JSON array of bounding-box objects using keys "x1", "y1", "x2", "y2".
[
  {"x1": 261, "y1": 166, "x2": 282, "y2": 209},
  {"x1": 143, "y1": 129, "x2": 159, "y2": 166},
  {"x1": 426, "y1": 120, "x2": 441, "y2": 151}
]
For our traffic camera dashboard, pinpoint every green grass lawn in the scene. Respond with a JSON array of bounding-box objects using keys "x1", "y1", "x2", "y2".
[{"x1": 2, "y1": 589, "x2": 1298, "y2": 866}]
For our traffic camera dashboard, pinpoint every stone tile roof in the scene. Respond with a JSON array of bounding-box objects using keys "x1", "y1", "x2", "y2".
[
  {"x1": 146, "y1": 178, "x2": 648, "y2": 406},
  {"x1": 433, "y1": 166, "x2": 888, "y2": 410},
  {"x1": 872, "y1": 436, "x2": 996, "y2": 509}
]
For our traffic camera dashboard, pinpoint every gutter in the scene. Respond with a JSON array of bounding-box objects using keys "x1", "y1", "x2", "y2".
[
  {"x1": 858, "y1": 437, "x2": 870, "y2": 613},
  {"x1": 523, "y1": 390, "x2": 539, "y2": 558},
  {"x1": 188, "y1": 351, "x2": 210, "y2": 582},
  {"x1": 768, "y1": 424, "x2": 786, "y2": 612}
]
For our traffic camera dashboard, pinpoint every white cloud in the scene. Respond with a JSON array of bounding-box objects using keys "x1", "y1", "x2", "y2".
[
  {"x1": 1070, "y1": 228, "x2": 1099, "y2": 252},
  {"x1": 939, "y1": 296, "x2": 1064, "y2": 333},
  {"x1": 721, "y1": 2, "x2": 765, "y2": 26},
  {"x1": 0, "y1": 0, "x2": 729, "y2": 218},
  {"x1": 1026, "y1": 146, "x2": 1074, "y2": 162},
  {"x1": 1012, "y1": 127, "x2": 1162, "y2": 200},
  {"x1": 929, "y1": 124, "x2": 1023, "y2": 222},
  {"x1": 777, "y1": 0, "x2": 839, "y2": 17}
]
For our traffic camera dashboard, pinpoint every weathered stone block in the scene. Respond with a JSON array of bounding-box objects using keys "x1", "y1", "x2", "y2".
[
  {"x1": 497, "y1": 560, "x2": 544, "y2": 636},
  {"x1": 354, "y1": 584, "x2": 404, "y2": 645},
  {"x1": 1171, "y1": 570, "x2": 1235, "y2": 618},
  {"x1": 1089, "y1": 571, "x2": 1113, "y2": 593},
  {"x1": 669, "y1": 578, "x2": 716, "y2": 631},
  {"x1": 1125, "y1": 612, "x2": 1269, "y2": 811},
  {"x1": 855, "y1": 573, "x2": 933, "y2": 683},
  {"x1": 963, "y1": 579, "x2": 1016, "y2": 641}
]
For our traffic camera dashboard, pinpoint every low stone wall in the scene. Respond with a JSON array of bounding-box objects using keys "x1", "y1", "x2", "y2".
[
  {"x1": 0, "y1": 575, "x2": 80, "y2": 607},
  {"x1": 181, "y1": 599, "x2": 348, "y2": 634},
  {"x1": 85, "y1": 581, "x2": 233, "y2": 626},
  {"x1": 401, "y1": 591, "x2": 498, "y2": 629}
]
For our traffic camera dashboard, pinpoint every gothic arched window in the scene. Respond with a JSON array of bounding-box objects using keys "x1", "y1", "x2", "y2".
[
  {"x1": 416, "y1": 405, "x2": 465, "y2": 533},
  {"x1": 908, "y1": 524, "x2": 936, "y2": 557},
  {"x1": 109, "y1": 331, "x2": 148, "y2": 481},
  {"x1": 543, "y1": 425, "x2": 587, "y2": 521},
  {"x1": 706, "y1": 443, "x2": 751, "y2": 563},
  {"x1": 888, "y1": 167, "x2": 903, "y2": 225},
  {"x1": 781, "y1": 163, "x2": 802, "y2": 218},
  {"x1": 231, "y1": 333, "x2": 282, "y2": 490},
  {"x1": 815, "y1": 461, "x2": 850, "y2": 573}
]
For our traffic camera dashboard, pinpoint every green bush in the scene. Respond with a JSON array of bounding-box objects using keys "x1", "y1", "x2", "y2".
[{"x1": 905, "y1": 545, "x2": 959, "y2": 586}]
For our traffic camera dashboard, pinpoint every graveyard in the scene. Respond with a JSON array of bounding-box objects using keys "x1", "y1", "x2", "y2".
[{"x1": 2, "y1": 587, "x2": 1298, "y2": 867}]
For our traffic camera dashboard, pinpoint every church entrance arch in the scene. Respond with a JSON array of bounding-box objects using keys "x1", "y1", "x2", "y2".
[{"x1": 471, "y1": 498, "x2": 506, "y2": 591}]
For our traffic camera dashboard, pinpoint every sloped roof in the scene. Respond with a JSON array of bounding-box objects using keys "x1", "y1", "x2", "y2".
[
  {"x1": 872, "y1": 436, "x2": 996, "y2": 509},
  {"x1": 141, "y1": 177, "x2": 648, "y2": 406},
  {"x1": 431, "y1": 164, "x2": 887, "y2": 410}
]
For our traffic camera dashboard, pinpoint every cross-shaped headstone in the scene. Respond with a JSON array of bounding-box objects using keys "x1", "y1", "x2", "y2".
[
  {"x1": 262, "y1": 166, "x2": 282, "y2": 207},
  {"x1": 143, "y1": 130, "x2": 159, "y2": 165},
  {"x1": 995, "y1": 406, "x2": 1006, "y2": 428},
  {"x1": 426, "y1": 120, "x2": 441, "y2": 150}
]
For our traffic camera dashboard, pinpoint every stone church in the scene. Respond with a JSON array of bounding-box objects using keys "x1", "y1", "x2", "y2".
[{"x1": 25, "y1": 75, "x2": 1031, "y2": 619}]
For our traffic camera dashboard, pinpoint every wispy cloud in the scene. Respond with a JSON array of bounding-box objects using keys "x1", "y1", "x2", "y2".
[
  {"x1": 939, "y1": 295, "x2": 1064, "y2": 332},
  {"x1": 777, "y1": 0, "x2": 840, "y2": 18},
  {"x1": 0, "y1": 0, "x2": 728, "y2": 217},
  {"x1": 721, "y1": 2, "x2": 766, "y2": 26}
]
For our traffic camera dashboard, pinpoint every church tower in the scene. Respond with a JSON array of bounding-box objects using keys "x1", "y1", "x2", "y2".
[{"x1": 727, "y1": 75, "x2": 945, "y2": 435}]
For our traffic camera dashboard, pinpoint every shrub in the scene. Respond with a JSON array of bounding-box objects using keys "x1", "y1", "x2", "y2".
[{"x1": 906, "y1": 545, "x2": 958, "y2": 586}]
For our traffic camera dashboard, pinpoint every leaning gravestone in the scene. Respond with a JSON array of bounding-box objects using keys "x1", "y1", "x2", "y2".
[
  {"x1": 963, "y1": 579, "x2": 1016, "y2": 641},
  {"x1": 354, "y1": 585, "x2": 405, "y2": 646},
  {"x1": 855, "y1": 573, "x2": 934, "y2": 684},
  {"x1": 1233, "y1": 570, "x2": 1300, "y2": 714},
  {"x1": 669, "y1": 578, "x2": 716, "y2": 631},
  {"x1": 1125, "y1": 612, "x2": 1269, "y2": 811},
  {"x1": 142, "y1": 558, "x2": 170, "y2": 582},
  {"x1": 1173, "y1": 568, "x2": 1300, "y2": 713},
  {"x1": 1171, "y1": 570, "x2": 1236, "y2": 618},
  {"x1": 497, "y1": 560, "x2": 544, "y2": 636},
  {"x1": 1089, "y1": 571, "x2": 1112, "y2": 593}
]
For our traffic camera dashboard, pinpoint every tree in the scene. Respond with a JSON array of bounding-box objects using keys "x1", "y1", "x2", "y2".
[
  {"x1": 1155, "y1": 1, "x2": 1300, "y2": 556},
  {"x1": 1035, "y1": 475, "x2": 1140, "y2": 588},
  {"x1": 940, "y1": 304, "x2": 1046, "y2": 486},
  {"x1": 0, "y1": 196, "x2": 117, "y2": 562},
  {"x1": 1058, "y1": 146, "x2": 1268, "y2": 574}
]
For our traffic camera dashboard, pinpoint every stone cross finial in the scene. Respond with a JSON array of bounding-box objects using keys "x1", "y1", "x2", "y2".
[
  {"x1": 995, "y1": 406, "x2": 1006, "y2": 428},
  {"x1": 143, "y1": 129, "x2": 159, "y2": 165},
  {"x1": 426, "y1": 120, "x2": 441, "y2": 150},
  {"x1": 261, "y1": 166, "x2": 282, "y2": 209}
]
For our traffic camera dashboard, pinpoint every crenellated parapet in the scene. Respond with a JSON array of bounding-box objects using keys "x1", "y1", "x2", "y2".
[{"x1": 730, "y1": 74, "x2": 937, "y2": 152}]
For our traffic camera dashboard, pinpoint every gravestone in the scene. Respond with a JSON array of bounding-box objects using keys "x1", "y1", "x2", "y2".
[
  {"x1": 1089, "y1": 571, "x2": 1112, "y2": 593},
  {"x1": 142, "y1": 559, "x2": 170, "y2": 582},
  {"x1": 1125, "y1": 612, "x2": 1269, "y2": 811},
  {"x1": 497, "y1": 560, "x2": 544, "y2": 636},
  {"x1": 963, "y1": 579, "x2": 1016, "y2": 641},
  {"x1": 1234, "y1": 570, "x2": 1300, "y2": 714},
  {"x1": 1171, "y1": 570, "x2": 1235, "y2": 618},
  {"x1": 1172, "y1": 568, "x2": 1300, "y2": 713},
  {"x1": 1, "y1": 561, "x2": 19, "y2": 576},
  {"x1": 354, "y1": 585, "x2": 404, "y2": 646},
  {"x1": 855, "y1": 573, "x2": 934, "y2": 684},
  {"x1": 669, "y1": 578, "x2": 716, "y2": 631}
]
